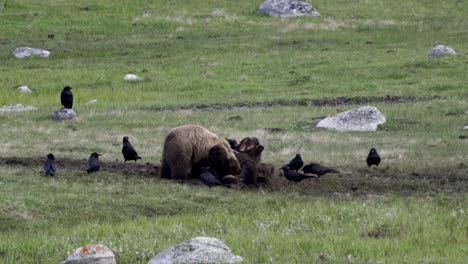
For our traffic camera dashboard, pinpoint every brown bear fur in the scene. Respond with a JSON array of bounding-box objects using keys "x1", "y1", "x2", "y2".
[
  {"x1": 234, "y1": 137, "x2": 264, "y2": 186},
  {"x1": 161, "y1": 125, "x2": 241, "y2": 180},
  {"x1": 257, "y1": 163, "x2": 276, "y2": 184}
]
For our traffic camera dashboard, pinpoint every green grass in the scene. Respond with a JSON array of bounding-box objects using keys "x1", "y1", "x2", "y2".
[{"x1": 0, "y1": 0, "x2": 467, "y2": 263}]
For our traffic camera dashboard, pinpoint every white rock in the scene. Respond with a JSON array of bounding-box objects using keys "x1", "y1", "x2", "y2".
[
  {"x1": 316, "y1": 106, "x2": 386, "y2": 132},
  {"x1": 148, "y1": 237, "x2": 243, "y2": 264},
  {"x1": 85, "y1": 99, "x2": 98, "y2": 105},
  {"x1": 12, "y1": 47, "x2": 51, "y2": 58},
  {"x1": 50, "y1": 108, "x2": 77, "y2": 120},
  {"x1": 257, "y1": 0, "x2": 320, "y2": 17},
  {"x1": 63, "y1": 244, "x2": 116, "y2": 264},
  {"x1": 0, "y1": 104, "x2": 37, "y2": 112},
  {"x1": 464, "y1": 125, "x2": 468, "y2": 130},
  {"x1": 17, "y1": 85, "x2": 32, "y2": 93},
  {"x1": 124, "y1": 74, "x2": 142, "y2": 81},
  {"x1": 428, "y1": 45, "x2": 457, "y2": 57}
]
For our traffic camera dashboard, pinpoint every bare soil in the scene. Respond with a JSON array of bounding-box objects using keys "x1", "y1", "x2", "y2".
[{"x1": 142, "y1": 95, "x2": 439, "y2": 112}]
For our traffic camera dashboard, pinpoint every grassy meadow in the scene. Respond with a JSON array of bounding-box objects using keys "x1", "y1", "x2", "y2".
[{"x1": 0, "y1": 0, "x2": 467, "y2": 263}]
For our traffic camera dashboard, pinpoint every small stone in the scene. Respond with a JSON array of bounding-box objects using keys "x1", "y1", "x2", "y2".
[
  {"x1": 0, "y1": 104, "x2": 37, "y2": 112},
  {"x1": 12, "y1": 47, "x2": 51, "y2": 58},
  {"x1": 17, "y1": 85, "x2": 32, "y2": 93},
  {"x1": 257, "y1": 0, "x2": 320, "y2": 17},
  {"x1": 148, "y1": 237, "x2": 242, "y2": 264},
  {"x1": 428, "y1": 45, "x2": 457, "y2": 57},
  {"x1": 463, "y1": 125, "x2": 468, "y2": 130},
  {"x1": 123, "y1": 74, "x2": 142, "y2": 81},
  {"x1": 63, "y1": 244, "x2": 116, "y2": 264},
  {"x1": 50, "y1": 108, "x2": 77, "y2": 120}
]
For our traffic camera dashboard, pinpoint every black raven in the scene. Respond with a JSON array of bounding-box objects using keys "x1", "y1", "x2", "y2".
[
  {"x1": 43, "y1": 153, "x2": 56, "y2": 176},
  {"x1": 225, "y1": 137, "x2": 239, "y2": 150},
  {"x1": 87, "y1": 152, "x2": 102, "y2": 173},
  {"x1": 192, "y1": 165, "x2": 222, "y2": 187},
  {"x1": 61, "y1": 86, "x2": 73, "y2": 109},
  {"x1": 366, "y1": 148, "x2": 381, "y2": 167},
  {"x1": 281, "y1": 166, "x2": 314, "y2": 183},
  {"x1": 302, "y1": 163, "x2": 339, "y2": 177},
  {"x1": 287, "y1": 154, "x2": 304, "y2": 171},
  {"x1": 122, "y1": 136, "x2": 141, "y2": 162}
]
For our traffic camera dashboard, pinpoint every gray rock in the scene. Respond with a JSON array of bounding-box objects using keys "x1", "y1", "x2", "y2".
[
  {"x1": 50, "y1": 108, "x2": 77, "y2": 120},
  {"x1": 124, "y1": 74, "x2": 142, "y2": 81},
  {"x1": 428, "y1": 45, "x2": 457, "y2": 57},
  {"x1": 464, "y1": 125, "x2": 468, "y2": 130},
  {"x1": 257, "y1": 0, "x2": 320, "y2": 17},
  {"x1": 316, "y1": 106, "x2": 386, "y2": 132},
  {"x1": 17, "y1": 85, "x2": 32, "y2": 93},
  {"x1": 0, "y1": 104, "x2": 37, "y2": 112},
  {"x1": 12, "y1": 47, "x2": 51, "y2": 58},
  {"x1": 63, "y1": 244, "x2": 116, "y2": 264},
  {"x1": 148, "y1": 237, "x2": 243, "y2": 264}
]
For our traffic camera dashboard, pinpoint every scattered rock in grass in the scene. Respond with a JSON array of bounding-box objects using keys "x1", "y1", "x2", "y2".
[
  {"x1": 0, "y1": 104, "x2": 37, "y2": 112},
  {"x1": 123, "y1": 74, "x2": 142, "y2": 81},
  {"x1": 17, "y1": 85, "x2": 32, "y2": 93},
  {"x1": 12, "y1": 47, "x2": 51, "y2": 58},
  {"x1": 257, "y1": 0, "x2": 320, "y2": 17},
  {"x1": 428, "y1": 45, "x2": 457, "y2": 57},
  {"x1": 63, "y1": 244, "x2": 116, "y2": 264},
  {"x1": 50, "y1": 108, "x2": 76, "y2": 120},
  {"x1": 316, "y1": 106, "x2": 386, "y2": 132},
  {"x1": 85, "y1": 99, "x2": 98, "y2": 105},
  {"x1": 148, "y1": 236, "x2": 243, "y2": 264}
]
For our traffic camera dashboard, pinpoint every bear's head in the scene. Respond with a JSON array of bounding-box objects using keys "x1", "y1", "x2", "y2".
[{"x1": 208, "y1": 144, "x2": 241, "y2": 177}]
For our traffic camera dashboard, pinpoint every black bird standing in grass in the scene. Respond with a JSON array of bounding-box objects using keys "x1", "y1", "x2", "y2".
[
  {"x1": 192, "y1": 165, "x2": 223, "y2": 187},
  {"x1": 287, "y1": 154, "x2": 304, "y2": 171},
  {"x1": 366, "y1": 148, "x2": 381, "y2": 167},
  {"x1": 122, "y1": 136, "x2": 141, "y2": 162},
  {"x1": 61, "y1": 86, "x2": 73, "y2": 109},
  {"x1": 302, "y1": 162, "x2": 339, "y2": 177},
  {"x1": 43, "y1": 153, "x2": 56, "y2": 176},
  {"x1": 281, "y1": 166, "x2": 315, "y2": 183},
  {"x1": 87, "y1": 152, "x2": 102, "y2": 173}
]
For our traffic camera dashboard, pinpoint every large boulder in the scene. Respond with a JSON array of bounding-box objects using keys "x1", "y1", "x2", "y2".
[
  {"x1": 12, "y1": 47, "x2": 51, "y2": 58},
  {"x1": 0, "y1": 104, "x2": 37, "y2": 112},
  {"x1": 316, "y1": 106, "x2": 386, "y2": 132},
  {"x1": 148, "y1": 237, "x2": 243, "y2": 264},
  {"x1": 428, "y1": 45, "x2": 457, "y2": 57},
  {"x1": 50, "y1": 108, "x2": 77, "y2": 120},
  {"x1": 257, "y1": 0, "x2": 320, "y2": 17},
  {"x1": 63, "y1": 244, "x2": 116, "y2": 264}
]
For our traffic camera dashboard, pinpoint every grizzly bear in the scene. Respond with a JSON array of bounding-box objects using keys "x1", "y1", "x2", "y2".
[{"x1": 161, "y1": 125, "x2": 241, "y2": 180}]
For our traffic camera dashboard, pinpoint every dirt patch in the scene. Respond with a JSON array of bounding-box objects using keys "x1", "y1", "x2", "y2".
[
  {"x1": 141, "y1": 95, "x2": 439, "y2": 113},
  {"x1": 0, "y1": 157, "x2": 160, "y2": 177}
]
